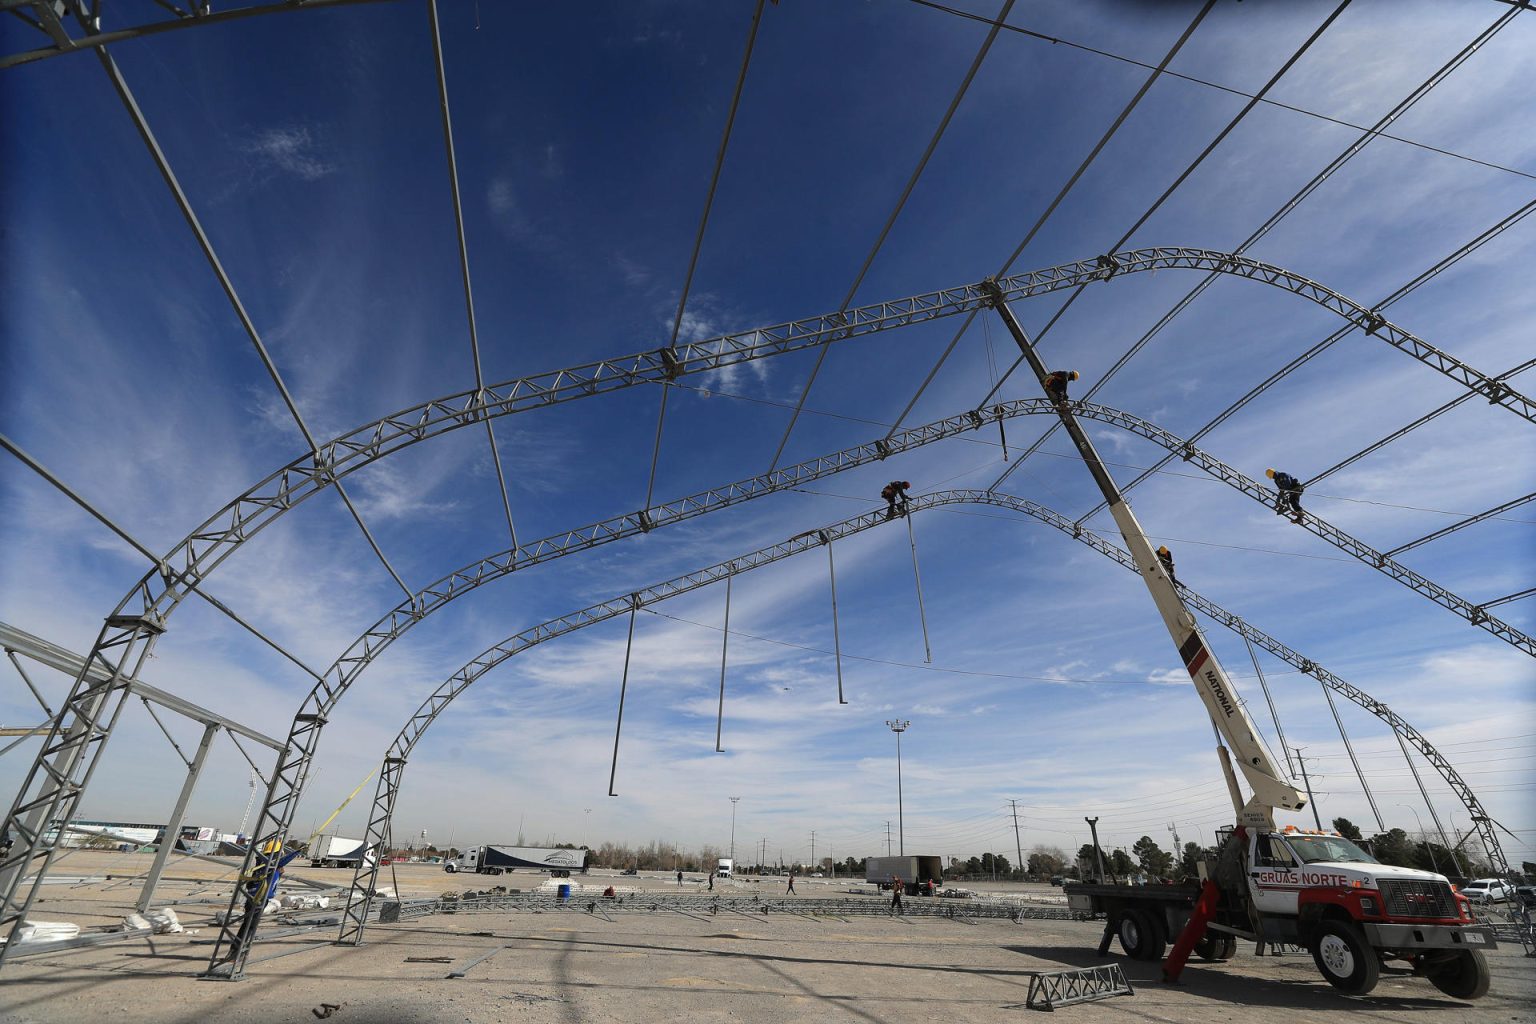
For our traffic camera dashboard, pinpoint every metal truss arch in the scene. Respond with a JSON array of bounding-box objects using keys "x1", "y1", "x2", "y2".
[
  {"x1": 332, "y1": 489, "x2": 1509, "y2": 947},
  {"x1": 10, "y1": 245, "x2": 1528, "y2": 966},
  {"x1": 1, "y1": 0, "x2": 395, "y2": 70}
]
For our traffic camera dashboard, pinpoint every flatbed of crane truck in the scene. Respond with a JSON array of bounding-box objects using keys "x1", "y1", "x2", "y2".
[{"x1": 1065, "y1": 881, "x2": 1203, "y2": 902}]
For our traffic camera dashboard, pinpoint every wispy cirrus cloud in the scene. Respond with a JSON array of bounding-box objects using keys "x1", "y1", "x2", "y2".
[{"x1": 239, "y1": 124, "x2": 337, "y2": 182}]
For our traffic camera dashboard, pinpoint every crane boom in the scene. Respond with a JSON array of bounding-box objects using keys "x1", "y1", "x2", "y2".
[{"x1": 981, "y1": 280, "x2": 1305, "y2": 828}]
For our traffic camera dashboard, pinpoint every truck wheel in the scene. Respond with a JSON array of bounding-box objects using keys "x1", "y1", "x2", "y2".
[
  {"x1": 1194, "y1": 932, "x2": 1235, "y2": 962},
  {"x1": 1118, "y1": 910, "x2": 1166, "y2": 961},
  {"x1": 1426, "y1": 949, "x2": 1490, "y2": 1000},
  {"x1": 1309, "y1": 920, "x2": 1379, "y2": 995}
]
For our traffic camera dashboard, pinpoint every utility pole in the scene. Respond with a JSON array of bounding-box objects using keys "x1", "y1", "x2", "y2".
[
  {"x1": 886, "y1": 720, "x2": 910, "y2": 856},
  {"x1": 810, "y1": 830, "x2": 816, "y2": 873},
  {"x1": 885, "y1": 820, "x2": 893, "y2": 856},
  {"x1": 1010, "y1": 800, "x2": 1025, "y2": 878},
  {"x1": 728, "y1": 796, "x2": 740, "y2": 865},
  {"x1": 1292, "y1": 747, "x2": 1323, "y2": 829}
]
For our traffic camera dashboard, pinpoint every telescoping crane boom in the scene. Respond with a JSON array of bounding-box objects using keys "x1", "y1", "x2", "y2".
[{"x1": 980, "y1": 279, "x2": 1305, "y2": 829}]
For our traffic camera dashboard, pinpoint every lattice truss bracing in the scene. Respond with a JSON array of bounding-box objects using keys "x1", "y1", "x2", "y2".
[
  {"x1": 329, "y1": 490, "x2": 1515, "y2": 949},
  {"x1": 3, "y1": 0, "x2": 1531, "y2": 980}
]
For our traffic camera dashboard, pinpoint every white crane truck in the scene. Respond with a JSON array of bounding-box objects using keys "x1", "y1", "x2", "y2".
[{"x1": 981, "y1": 280, "x2": 1495, "y2": 1000}]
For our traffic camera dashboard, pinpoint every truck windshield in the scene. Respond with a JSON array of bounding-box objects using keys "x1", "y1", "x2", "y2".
[{"x1": 1286, "y1": 835, "x2": 1378, "y2": 865}]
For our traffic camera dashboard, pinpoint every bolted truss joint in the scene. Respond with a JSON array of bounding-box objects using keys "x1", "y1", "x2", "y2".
[
  {"x1": 815, "y1": 530, "x2": 831, "y2": 546},
  {"x1": 637, "y1": 509, "x2": 654, "y2": 533},
  {"x1": 1361, "y1": 311, "x2": 1386, "y2": 335},
  {"x1": 295, "y1": 712, "x2": 328, "y2": 725},
  {"x1": 1094, "y1": 253, "x2": 1120, "y2": 280},
  {"x1": 978, "y1": 276, "x2": 1004, "y2": 307},
  {"x1": 874, "y1": 439, "x2": 891, "y2": 460},
  {"x1": 104, "y1": 611, "x2": 167, "y2": 635},
  {"x1": 658, "y1": 347, "x2": 683, "y2": 381},
  {"x1": 1482, "y1": 381, "x2": 1508, "y2": 404},
  {"x1": 384, "y1": 756, "x2": 407, "y2": 766},
  {"x1": 967, "y1": 410, "x2": 985, "y2": 430}
]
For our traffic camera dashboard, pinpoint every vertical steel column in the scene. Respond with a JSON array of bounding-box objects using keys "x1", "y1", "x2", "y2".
[
  {"x1": 822, "y1": 533, "x2": 847, "y2": 705},
  {"x1": 337, "y1": 756, "x2": 406, "y2": 946},
  {"x1": 137, "y1": 722, "x2": 219, "y2": 913},
  {"x1": 608, "y1": 600, "x2": 639, "y2": 797},
  {"x1": 905, "y1": 515, "x2": 933, "y2": 664},
  {"x1": 715, "y1": 570, "x2": 733, "y2": 752}
]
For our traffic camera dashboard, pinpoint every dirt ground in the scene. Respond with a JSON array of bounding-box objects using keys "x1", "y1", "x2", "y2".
[{"x1": 1, "y1": 853, "x2": 1530, "y2": 1024}]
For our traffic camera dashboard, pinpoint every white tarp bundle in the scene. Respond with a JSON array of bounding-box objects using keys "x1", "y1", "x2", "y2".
[
  {"x1": 0, "y1": 920, "x2": 81, "y2": 944},
  {"x1": 278, "y1": 894, "x2": 330, "y2": 910}
]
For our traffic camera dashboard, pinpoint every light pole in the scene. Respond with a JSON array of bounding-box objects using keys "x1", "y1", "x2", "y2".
[
  {"x1": 584, "y1": 808, "x2": 591, "y2": 851},
  {"x1": 729, "y1": 796, "x2": 740, "y2": 865},
  {"x1": 885, "y1": 720, "x2": 910, "y2": 856},
  {"x1": 1397, "y1": 804, "x2": 1442, "y2": 874}
]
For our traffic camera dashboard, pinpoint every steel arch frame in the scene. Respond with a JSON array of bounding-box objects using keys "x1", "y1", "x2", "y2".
[
  {"x1": 0, "y1": 0, "x2": 396, "y2": 70},
  {"x1": 6, "y1": 247, "x2": 1528, "y2": 968},
  {"x1": 333, "y1": 489, "x2": 1511, "y2": 947}
]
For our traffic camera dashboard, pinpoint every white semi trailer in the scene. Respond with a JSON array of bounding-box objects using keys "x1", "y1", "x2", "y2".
[{"x1": 444, "y1": 845, "x2": 588, "y2": 877}]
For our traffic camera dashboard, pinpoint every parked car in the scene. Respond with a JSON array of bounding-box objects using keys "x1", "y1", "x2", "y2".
[
  {"x1": 1459, "y1": 878, "x2": 1514, "y2": 903},
  {"x1": 1048, "y1": 876, "x2": 1066, "y2": 886},
  {"x1": 1513, "y1": 884, "x2": 1536, "y2": 908},
  {"x1": 620, "y1": 867, "x2": 638, "y2": 876}
]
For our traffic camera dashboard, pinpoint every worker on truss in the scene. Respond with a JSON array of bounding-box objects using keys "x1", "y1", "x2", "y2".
[
  {"x1": 1266, "y1": 468, "x2": 1305, "y2": 523},
  {"x1": 1043, "y1": 369, "x2": 1079, "y2": 407},
  {"x1": 1156, "y1": 545, "x2": 1179, "y2": 587},
  {"x1": 881, "y1": 480, "x2": 912, "y2": 519}
]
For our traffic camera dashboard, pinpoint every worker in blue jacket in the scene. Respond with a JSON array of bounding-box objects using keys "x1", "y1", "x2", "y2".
[{"x1": 1266, "y1": 469, "x2": 1305, "y2": 522}]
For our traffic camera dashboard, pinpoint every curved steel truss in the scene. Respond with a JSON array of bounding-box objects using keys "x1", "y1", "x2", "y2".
[
  {"x1": 0, "y1": 0, "x2": 393, "y2": 70},
  {"x1": 330, "y1": 489, "x2": 1511, "y2": 948},
  {"x1": 6, "y1": 247, "x2": 1529, "y2": 968}
]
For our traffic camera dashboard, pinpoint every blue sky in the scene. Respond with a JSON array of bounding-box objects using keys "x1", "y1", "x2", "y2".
[{"x1": 2, "y1": 0, "x2": 1533, "y2": 872}]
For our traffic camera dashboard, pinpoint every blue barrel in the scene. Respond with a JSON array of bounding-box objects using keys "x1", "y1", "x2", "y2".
[{"x1": 557, "y1": 883, "x2": 572, "y2": 902}]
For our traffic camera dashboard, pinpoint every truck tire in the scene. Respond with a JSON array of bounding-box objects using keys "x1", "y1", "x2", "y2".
[
  {"x1": 1426, "y1": 949, "x2": 1490, "y2": 1000},
  {"x1": 1194, "y1": 932, "x2": 1236, "y2": 962},
  {"x1": 1118, "y1": 909, "x2": 1166, "y2": 961},
  {"x1": 1309, "y1": 920, "x2": 1379, "y2": 995}
]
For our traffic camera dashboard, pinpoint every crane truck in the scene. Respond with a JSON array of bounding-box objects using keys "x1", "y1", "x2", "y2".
[{"x1": 980, "y1": 280, "x2": 1495, "y2": 1000}]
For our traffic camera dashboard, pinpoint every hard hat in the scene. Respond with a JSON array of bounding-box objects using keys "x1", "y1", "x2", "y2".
[
  {"x1": 1156, "y1": 546, "x2": 1169, "y2": 556},
  {"x1": 1265, "y1": 468, "x2": 1276, "y2": 479},
  {"x1": 1068, "y1": 370, "x2": 1080, "y2": 381}
]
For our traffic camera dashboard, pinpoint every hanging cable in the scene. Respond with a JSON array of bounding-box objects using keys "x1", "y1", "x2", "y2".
[{"x1": 608, "y1": 599, "x2": 639, "y2": 797}]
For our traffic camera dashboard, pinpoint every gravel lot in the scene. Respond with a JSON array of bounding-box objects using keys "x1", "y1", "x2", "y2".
[{"x1": 1, "y1": 854, "x2": 1529, "y2": 1024}]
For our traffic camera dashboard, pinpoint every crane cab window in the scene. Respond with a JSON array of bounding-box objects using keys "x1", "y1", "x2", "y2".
[{"x1": 1255, "y1": 835, "x2": 1297, "y2": 869}]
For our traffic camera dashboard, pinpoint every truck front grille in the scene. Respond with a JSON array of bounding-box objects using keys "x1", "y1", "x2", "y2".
[{"x1": 1379, "y1": 879, "x2": 1457, "y2": 919}]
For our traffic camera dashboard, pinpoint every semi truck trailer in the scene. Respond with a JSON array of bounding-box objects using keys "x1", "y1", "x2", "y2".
[
  {"x1": 444, "y1": 845, "x2": 588, "y2": 877},
  {"x1": 308, "y1": 834, "x2": 372, "y2": 868},
  {"x1": 865, "y1": 855, "x2": 942, "y2": 895}
]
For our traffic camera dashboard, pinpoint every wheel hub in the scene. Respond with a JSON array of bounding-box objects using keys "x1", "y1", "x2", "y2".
[{"x1": 1319, "y1": 934, "x2": 1355, "y2": 976}]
